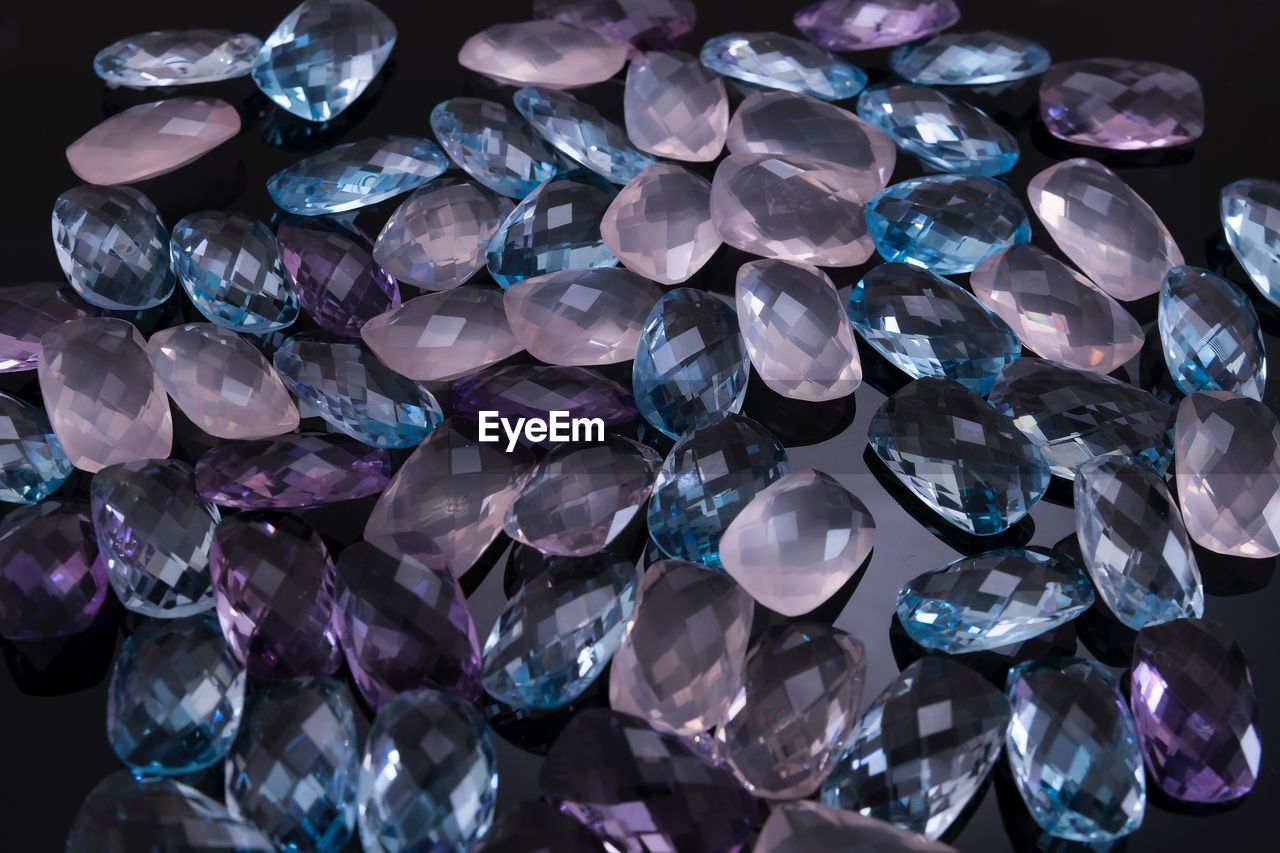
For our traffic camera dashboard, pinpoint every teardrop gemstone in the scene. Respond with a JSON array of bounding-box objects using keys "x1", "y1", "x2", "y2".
[
  {"x1": 625, "y1": 50, "x2": 728, "y2": 162},
  {"x1": 857, "y1": 84, "x2": 1019, "y2": 177},
  {"x1": 1159, "y1": 265, "x2": 1266, "y2": 400},
  {"x1": 267, "y1": 135, "x2": 448, "y2": 216},
  {"x1": 277, "y1": 217, "x2": 400, "y2": 336},
  {"x1": 1220, "y1": 178, "x2": 1280, "y2": 306}
]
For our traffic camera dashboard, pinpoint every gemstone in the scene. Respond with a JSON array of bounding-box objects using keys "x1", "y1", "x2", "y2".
[
  {"x1": 0, "y1": 283, "x2": 95, "y2": 373},
  {"x1": 0, "y1": 503, "x2": 110, "y2": 640},
  {"x1": 718, "y1": 624, "x2": 866, "y2": 798},
  {"x1": 38, "y1": 317, "x2": 173, "y2": 473},
  {"x1": 453, "y1": 364, "x2": 637, "y2": 430},
  {"x1": 869, "y1": 377, "x2": 1050, "y2": 535},
  {"x1": 857, "y1": 84, "x2": 1019, "y2": 177},
  {"x1": 277, "y1": 217, "x2": 400, "y2": 337},
  {"x1": 820, "y1": 657, "x2": 1010, "y2": 839},
  {"x1": 1159, "y1": 265, "x2": 1267, "y2": 400},
  {"x1": 848, "y1": 262, "x2": 1020, "y2": 395},
  {"x1": 989, "y1": 358, "x2": 1175, "y2": 478},
  {"x1": 1220, "y1": 178, "x2": 1280, "y2": 305},
  {"x1": 52, "y1": 185, "x2": 173, "y2": 310},
  {"x1": 756, "y1": 801, "x2": 959, "y2": 852},
  {"x1": 720, "y1": 469, "x2": 874, "y2": 616},
  {"x1": 210, "y1": 513, "x2": 342, "y2": 679},
  {"x1": 866, "y1": 174, "x2": 1030, "y2": 274},
  {"x1": 970, "y1": 244, "x2": 1144, "y2": 374},
  {"x1": 94, "y1": 29, "x2": 261, "y2": 88},
  {"x1": 897, "y1": 548, "x2": 1095, "y2": 654},
  {"x1": 195, "y1": 433, "x2": 391, "y2": 509},
  {"x1": 1130, "y1": 619, "x2": 1262, "y2": 803},
  {"x1": 267, "y1": 136, "x2": 448, "y2": 215},
  {"x1": 1174, "y1": 391, "x2": 1280, "y2": 558},
  {"x1": 253, "y1": 0, "x2": 396, "y2": 122},
  {"x1": 472, "y1": 801, "x2": 602, "y2": 853},
  {"x1": 225, "y1": 678, "x2": 359, "y2": 850},
  {"x1": 601, "y1": 162, "x2": 721, "y2": 285},
  {"x1": 1005, "y1": 659, "x2": 1146, "y2": 842},
  {"x1": 1028, "y1": 158, "x2": 1183, "y2": 301},
  {"x1": 107, "y1": 616, "x2": 245, "y2": 775},
  {"x1": 625, "y1": 50, "x2": 727, "y2": 161},
  {"x1": 458, "y1": 20, "x2": 627, "y2": 88},
  {"x1": 171, "y1": 211, "x2": 299, "y2": 333},
  {"x1": 541, "y1": 709, "x2": 756, "y2": 851},
  {"x1": 430, "y1": 98, "x2": 560, "y2": 199},
  {"x1": 358, "y1": 689, "x2": 497, "y2": 851},
  {"x1": 0, "y1": 393, "x2": 73, "y2": 505},
  {"x1": 795, "y1": 0, "x2": 960, "y2": 51},
  {"x1": 534, "y1": 0, "x2": 696, "y2": 51},
  {"x1": 890, "y1": 30, "x2": 1051, "y2": 85},
  {"x1": 711, "y1": 153, "x2": 876, "y2": 266},
  {"x1": 482, "y1": 551, "x2": 639, "y2": 708},
  {"x1": 700, "y1": 32, "x2": 867, "y2": 101},
  {"x1": 374, "y1": 179, "x2": 514, "y2": 289},
  {"x1": 515, "y1": 87, "x2": 654, "y2": 184},
  {"x1": 1040, "y1": 58, "x2": 1205, "y2": 150}
]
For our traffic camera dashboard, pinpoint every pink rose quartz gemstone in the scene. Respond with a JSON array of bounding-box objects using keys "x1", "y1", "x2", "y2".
[
  {"x1": 601, "y1": 163, "x2": 721, "y2": 285},
  {"x1": 458, "y1": 20, "x2": 628, "y2": 89}
]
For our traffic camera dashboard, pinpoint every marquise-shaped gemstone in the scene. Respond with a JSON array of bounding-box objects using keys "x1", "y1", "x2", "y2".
[
  {"x1": 267, "y1": 136, "x2": 447, "y2": 215},
  {"x1": 534, "y1": 0, "x2": 697, "y2": 52},
  {"x1": 600, "y1": 162, "x2": 721, "y2": 285},
  {"x1": 0, "y1": 283, "x2": 95, "y2": 373},
  {"x1": 890, "y1": 30, "x2": 1051, "y2": 85},
  {"x1": 94, "y1": 29, "x2": 261, "y2": 88},
  {"x1": 625, "y1": 50, "x2": 727, "y2": 162},
  {"x1": 700, "y1": 32, "x2": 867, "y2": 101},
  {"x1": 277, "y1": 217, "x2": 400, "y2": 336},
  {"x1": 515, "y1": 87, "x2": 653, "y2": 184},
  {"x1": 0, "y1": 503, "x2": 110, "y2": 640},
  {"x1": 458, "y1": 20, "x2": 627, "y2": 88},
  {"x1": 1040, "y1": 58, "x2": 1204, "y2": 150},
  {"x1": 857, "y1": 84, "x2": 1019, "y2": 177},
  {"x1": 430, "y1": 98, "x2": 559, "y2": 199},
  {"x1": 0, "y1": 394, "x2": 73, "y2": 505},
  {"x1": 1220, "y1": 178, "x2": 1280, "y2": 306},
  {"x1": 195, "y1": 433, "x2": 391, "y2": 509},
  {"x1": 757, "y1": 801, "x2": 959, "y2": 852},
  {"x1": 1159, "y1": 265, "x2": 1266, "y2": 400},
  {"x1": 795, "y1": 0, "x2": 960, "y2": 51},
  {"x1": 453, "y1": 364, "x2": 637, "y2": 431}
]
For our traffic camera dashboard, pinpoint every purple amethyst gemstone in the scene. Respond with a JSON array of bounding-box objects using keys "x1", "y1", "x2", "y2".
[
  {"x1": 533, "y1": 0, "x2": 697, "y2": 52},
  {"x1": 452, "y1": 364, "x2": 637, "y2": 436},
  {"x1": 194, "y1": 433, "x2": 391, "y2": 509},
  {"x1": 276, "y1": 217, "x2": 401, "y2": 337}
]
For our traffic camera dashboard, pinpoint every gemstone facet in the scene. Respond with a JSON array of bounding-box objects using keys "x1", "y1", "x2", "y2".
[
  {"x1": 430, "y1": 98, "x2": 560, "y2": 199},
  {"x1": 625, "y1": 50, "x2": 728, "y2": 161},
  {"x1": 267, "y1": 136, "x2": 448, "y2": 215},
  {"x1": 458, "y1": 20, "x2": 628, "y2": 88},
  {"x1": 857, "y1": 84, "x2": 1019, "y2": 177},
  {"x1": 700, "y1": 32, "x2": 867, "y2": 101},
  {"x1": 1159, "y1": 265, "x2": 1267, "y2": 400},
  {"x1": 601, "y1": 162, "x2": 721, "y2": 284},
  {"x1": 890, "y1": 30, "x2": 1051, "y2": 85},
  {"x1": 515, "y1": 87, "x2": 654, "y2": 184}
]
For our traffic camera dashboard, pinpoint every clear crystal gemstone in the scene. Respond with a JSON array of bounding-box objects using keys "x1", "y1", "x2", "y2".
[
  {"x1": 890, "y1": 29, "x2": 1051, "y2": 85},
  {"x1": 601, "y1": 162, "x2": 721, "y2": 285},
  {"x1": 1040, "y1": 58, "x2": 1204, "y2": 150},
  {"x1": 458, "y1": 19, "x2": 627, "y2": 88},
  {"x1": 515, "y1": 87, "x2": 654, "y2": 184},
  {"x1": 1220, "y1": 178, "x2": 1280, "y2": 306},
  {"x1": 430, "y1": 98, "x2": 560, "y2": 199},
  {"x1": 0, "y1": 283, "x2": 95, "y2": 373},
  {"x1": 795, "y1": 0, "x2": 960, "y2": 51},
  {"x1": 94, "y1": 29, "x2": 261, "y2": 88},
  {"x1": 0, "y1": 393, "x2": 72, "y2": 505},
  {"x1": 195, "y1": 433, "x2": 391, "y2": 509},
  {"x1": 268, "y1": 136, "x2": 448, "y2": 215},
  {"x1": 1159, "y1": 265, "x2": 1266, "y2": 400},
  {"x1": 277, "y1": 217, "x2": 400, "y2": 337},
  {"x1": 757, "y1": 801, "x2": 959, "y2": 852},
  {"x1": 700, "y1": 31, "x2": 867, "y2": 101},
  {"x1": 857, "y1": 84, "x2": 1019, "y2": 177},
  {"x1": 625, "y1": 50, "x2": 727, "y2": 161}
]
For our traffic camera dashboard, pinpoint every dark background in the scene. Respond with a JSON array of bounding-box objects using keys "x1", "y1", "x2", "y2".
[{"x1": 2, "y1": 0, "x2": 1278, "y2": 850}]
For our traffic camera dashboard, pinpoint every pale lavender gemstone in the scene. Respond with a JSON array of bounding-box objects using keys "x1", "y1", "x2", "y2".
[
  {"x1": 0, "y1": 283, "x2": 96, "y2": 373},
  {"x1": 1041, "y1": 58, "x2": 1205, "y2": 150},
  {"x1": 601, "y1": 163, "x2": 721, "y2": 285},
  {"x1": 534, "y1": 0, "x2": 696, "y2": 52},
  {"x1": 277, "y1": 217, "x2": 400, "y2": 337},
  {"x1": 756, "y1": 801, "x2": 958, "y2": 852},
  {"x1": 38, "y1": 317, "x2": 172, "y2": 473},
  {"x1": 458, "y1": 20, "x2": 627, "y2": 89},
  {"x1": 195, "y1": 433, "x2": 391, "y2": 509},
  {"x1": 624, "y1": 50, "x2": 727, "y2": 161},
  {"x1": 795, "y1": 0, "x2": 960, "y2": 51}
]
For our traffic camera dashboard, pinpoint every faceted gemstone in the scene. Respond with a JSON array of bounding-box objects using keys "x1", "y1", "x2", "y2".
[
  {"x1": 0, "y1": 283, "x2": 95, "y2": 373},
  {"x1": 1159, "y1": 266, "x2": 1266, "y2": 400},
  {"x1": 482, "y1": 551, "x2": 639, "y2": 708},
  {"x1": 970, "y1": 244, "x2": 1144, "y2": 374},
  {"x1": 459, "y1": 20, "x2": 627, "y2": 88},
  {"x1": 516, "y1": 87, "x2": 654, "y2": 184},
  {"x1": 890, "y1": 30, "x2": 1051, "y2": 85},
  {"x1": 989, "y1": 358, "x2": 1175, "y2": 478},
  {"x1": 756, "y1": 801, "x2": 959, "y2": 852},
  {"x1": 541, "y1": 709, "x2": 756, "y2": 852},
  {"x1": 91, "y1": 458, "x2": 219, "y2": 618},
  {"x1": 820, "y1": 657, "x2": 1010, "y2": 839},
  {"x1": 277, "y1": 217, "x2": 400, "y2": 336},
  {"x1": 374, "y1": 179, "x2": 514, "y2": 289},
  {"x1": 795, "y1": 0, "x2": 960, "y2": 51},
  {"x1": 1130, "y1": 620, "x2": 1261, "y2": 803},
  {"x1": 473, "y1": 801, "x2": 602, "y2": 853},
  {"x1": 267, "y1": 136, "x2": 448, "y2": 215},
  {"x1": 1005, "y1": 659, "x2": 1146, "y2": 842},
  {"x1": 107, "y1": 616, "x2": 245, "y2": 775},
  {"x1": 66, "y1": 98, "x2": 240, "y2": 185},
  {"x1": 848, "y1": 263, "x2": 1020, "y2": 395},
  {"x1": 147, "y1": 323, "x2": 299, "y2": 440},
  {"x1": 625, "y1": 50, "x2": 728, "y2": 161},
  {"x1": 601, "y1": 163, "x2": 721, "y2": 285},
  {"x1": 252, "y1": 0, "x2": 396, "y2": 122},
  {"x1": 857, "y1": 84, "x2": 1019, "y2": 177},
  {"x1": 273, "y1": 334, "x2": 442, "y2": 448},
  {"x1": 171, "y1": 211, "x2": 298, "y2": 333},
  {"x1": 1221, "y1": 178, "x2": 1280, "y2": 305},
  {"x1": 0, "y1": 394, "x2": 72, "y2": 504},
  {"x1": 700, "y1": 32, "x2": 867, "y2": 101},
  {"x1": 1028, "y1": 158, "x2": 1183, "y2": 301},
  {"x1": 869, "y1": 378, "x2": 1050, "y2": 535},
  {"x1": 430, "y1": 98, "x2": 559, "y2": 199},
  {"x1": 897, "y1": 548, "x2": 1095, "y2": 654},
  {"x1": 210, "y1": 513, "x2": 342, "y2": 679},
  {"x1": 866, "y1": 174, "x2": 1030, "y2": 274},
  {"x1": 52, "y1": 185, "x2": 172, "y2": 310},
  {"x1": 94, "y1": 29, "x2": 261, "y2": 88},
  {"x1": 721, "y1": 470, "x2": 874, "y2": 616},
  {"x1": 453, "y1": 364, "x2": 637, "y2": 430},
  {"x1": 0, "y1": 503, "x2": 110, "y2": 640},
  {"x1": 1174, "y1": 391, "x2": 1280, "y2": 558},
  {"x1": 1040, "y1": 58, "x2": 1205, "y2": 150},
  {"x1": 358, "y1": 689, "x2": 497, "y2": 851},
  {"x1": 195, "y1": 433, "x2": 391, "y2": 509},
  {"x1": 632, "y1": 288, "x2": 750, "y2": 438},
  {"x1": 534, "y1": 0, "x2": 696, "y2": 51},
  {"x1": 225, "y1": 679, "x2": 358, "y2": 850},
  {"x1": 39, "y1": 317, "x2": 172, "y2": 473},
  {"x1": 609, "y1": 559, "x2": 754, "y2": 734}
]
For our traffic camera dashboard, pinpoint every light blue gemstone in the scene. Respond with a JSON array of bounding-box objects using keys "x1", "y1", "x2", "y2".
[
  {"x1": 268, "y1": 136, "x2": 448, "y2": 216},
  {"x1": 866, "y1": 175, "x2": 1030, "y2": 274},
  {"x1": 889, "y1": 30, "x2": 1052, "y2": 86},
  {"x1": 431, "y1": 98, "x2": 560, "y2": 199},
  {"x1": 847, "y1": 262, "x2": 1021, "y2": 396},
  {"x1": 1006, "y1": 659, "x2": 1146, "y2": 843},
  {"x1": 0, "y1": 393, "x2": 72, "y2": 505},
  {"x1": 1221, "y1": 177, "x2": 1280, "y2": 306},
  {"x1": 647, "y1": 413, "x2": 788, "y2": 568},
  {"x1": 700, "y1": 32, "x2": 867, "y2": 102},
  {"x1": 514, "y1": 87, "x2": 654, "y2": 185},
  {"x1": 93, "y1": 29, "x2": 263, "y2": 89},
  {"x1": 856, "y1": 84, "x2": 1019, "y2": 177},
  {"x1": 1159, "y1": 265, "x2": 1267, "y2": 400},
  {"x1": 633, "y1": 288, "x2": 750, "y2": 439}
]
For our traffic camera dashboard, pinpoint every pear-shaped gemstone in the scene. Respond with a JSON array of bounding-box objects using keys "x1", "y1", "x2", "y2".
[
  {"x1": 890, "y1": 30, "x2": 1051, "y2": 85},
  {"x1": 1220, "y1": 178, "x2": 1280, "y2": 306},
  {"x1": 1159, "y1": 265, "x2": 1266, "y2": 400},
  {"x1": 700, "y1": 31, "x2": 867, "y2": 101},
  {"x1": 267, "y1": 136, "x2": 448, "y2": 215},
  {"x1": 515, "y1": 87, "x2": 654, "y2": 184},
  {"x1": 600, "y1": 162, "x2": 721, "y2": 285},
  {"x1": 0, "y1": 393, "x2": 73, "y2": 505},
  {"x1": 277, "y1": 217, "x2": 400, "y2": 337},
  {"x1": 458, "y1": 20, "x2": 628, "y2": 88},
  {"x1": 857, "y1": 84, "x2": 1019, "y2": 177},
  {"x1": 430, "y1": 98, "x2": 559, "y2": 199},
  {"x1": 1040, "y1": 58, "x2": 1204, "y2": 150},
  {"x1": 795, "y1": 0, "x2": 961, "y2": 51},
  {"x1": 0, "y1": 283, "x2": 96, "y2": 373},
  {"x1": 625, "y1": 50, "x2": 728, "y2": 162}
]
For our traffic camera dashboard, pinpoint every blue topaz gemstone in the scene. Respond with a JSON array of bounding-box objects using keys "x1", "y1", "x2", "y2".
[
  {"x1": 1221, "y1": 178, "x2": 1280, "y2": 306},
  {"x1": 0, "y1": 393, "x2": 73, "y2": 505},
  {"x1": 868, "y1": 377, "x2": 1050, "y2": 536},
  {"x1": 253, "y1": 0, "x2": 396, "y2": 122},
  {"x1": 633, "y1": 288, "x2": 750, "y2": 438},
  {"x1": 267, "y1": 136, "x2": 448, "y2": 215},
  {"x1": 700, "y1": 32, "x2": 867, "y2": 101},
  {"x1": 857, "y1": 84, "x2": 1019, "y2": 177},
  {"x1": 1159, "y1": 265, "x2": 1266, "y2": 400},
  {"x1": 847, "y1": 262, "x2": 1021, "y2": 396},
  {"x1": 889, "y1": 30, "x2": 1051, "y2": 86},
  {"x1": 647, "y1": 413, "x2": 788, "y2": 567},
  {"x1": 171, "y1": 211, "x2": 298, "y2": 333},
  {"x1": 94, "y1": 30, "x2": 263, "y2": 89},
  {"x1": 1006, "y1": 659, "x2": 1146, "y2": 842},
  {"x1": 866, "y1": 175, "x2": 1031, "y2": 274},
  {"x1": 514, "y1": 87, "x2": 654, "y2": 185},
  {"x1": 431, "y1": 98, "x2": 560, "y2": 199}
]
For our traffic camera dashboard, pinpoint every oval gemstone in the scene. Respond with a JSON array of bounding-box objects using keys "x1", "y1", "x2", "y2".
[
  {"x1": 795, "y1": 0, "x2": 960, "y2": 51},
  {"x1": 890, "y1": 30, "x2": 1051, "y2": 85},
  {"x1": 195, "y1": 433, "x2": 391, "y2": 509},
  {"x1": 515, "y1": 87, "x2": 654, "y2": 184},
  {"x1": 534, "y1": 0, "x2": 697, "y2": 51},
  {"x1": 0, "y1": 503, "x2": 110, "y2": 640},
  {"x1": 0, "y1": 283, "x2": 95, "y2": 373},
  {"x1": 453, "y1": 364, "x2": 637, "y2": 431},
  {"x1": 625, "y1": 50, "x2": 728, "y2": 162},
  {"x1": 1159, "y1": 266, "x2": 1266, "y2": 400},
  {"x1": 1221, "y1": 178, "x2": 1280, "y2": 305},
  {"x1": 700, "y1": 32, "x2": 867, "y2": 101},
  {"x1": 277, "y1": 217, "x2": 400, "y2": 336},
  {"x1": 430, "y1": 98, "x2": 560, "y2": 199},
  {"x1": 857, "y1": 84, "x2": 1018, "y2": 176},
  {"x1": 0, "y1": 393, "x2": 73, "y2": 504},
  {"x1": 757, "y1": 801, "x2": 959, "y2": 852},
  {"x1": 267, "y1": 136, "x2": 448, "y2": 215},
  {"x1": 94, "y1": 29, "x2": 261, "y2": 88},
  {"x1": 601, "y1": 162, "x2": 721, "y2": 284},
  {"x1": 458, "y1": 19, "x2": 628, "y2": 88}
]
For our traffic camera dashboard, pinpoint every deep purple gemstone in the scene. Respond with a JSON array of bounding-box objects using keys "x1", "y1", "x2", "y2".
[
  {"x1": 452, "y1": 364, "x2": 637, "y2": 436},
  {"x1": 533, "y1": 0, "x2": 697, "y2": 52},
  {"x1": 194, "y1": 433, "x2": 392, "y2": 509},
  {"x1": 276, "y1": 217, "x2": 401, "y2": 337}
]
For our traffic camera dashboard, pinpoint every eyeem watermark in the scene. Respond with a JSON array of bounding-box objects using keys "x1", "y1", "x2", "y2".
[{"x1": 477, "y1": 411, "x2": 605, "y2": 451}]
